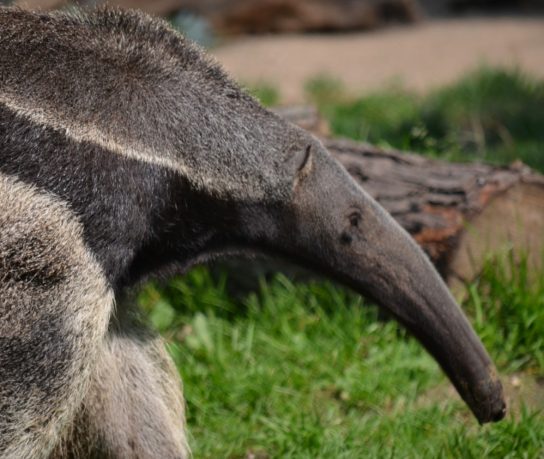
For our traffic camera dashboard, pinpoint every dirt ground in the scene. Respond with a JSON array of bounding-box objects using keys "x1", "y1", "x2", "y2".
[{"x1": 212, "y1": 17, "x2": 544, "y2": 103}]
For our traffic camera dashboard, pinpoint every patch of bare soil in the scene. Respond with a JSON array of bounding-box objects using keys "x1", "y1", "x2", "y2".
[{"x1": 212, "y1": 18, "x2": 544, "y2": 102}]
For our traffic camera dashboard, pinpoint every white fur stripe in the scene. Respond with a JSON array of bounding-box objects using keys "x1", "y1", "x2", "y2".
[{"x1": 0, "y1": 93, "x2": 188, "y2": 176}]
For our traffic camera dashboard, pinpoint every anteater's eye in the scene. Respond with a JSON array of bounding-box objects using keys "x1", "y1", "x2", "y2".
[{"x1": 348, "y1": 212, "x2": 361, "y2": 228}]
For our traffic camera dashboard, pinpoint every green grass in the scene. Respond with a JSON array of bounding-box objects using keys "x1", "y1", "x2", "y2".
[
  {"x1": 139, "y1": 256, "x2": 544, "y2": 458},
  {"x1": 466, "y1": 253, "x2": 544, "y2": 373},
  {"x1": 306, "y1": 68, "x2": 544, "y2": 172}
]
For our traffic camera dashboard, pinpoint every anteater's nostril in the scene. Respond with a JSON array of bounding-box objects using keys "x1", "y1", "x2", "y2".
[{"x1": 340, "y1": 232, "x2": 352, "y2": 245}]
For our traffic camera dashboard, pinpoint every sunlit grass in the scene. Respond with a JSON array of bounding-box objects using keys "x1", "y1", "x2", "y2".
[{"x1": 139, "y1": 256, "x2": 544, "y2": 458}]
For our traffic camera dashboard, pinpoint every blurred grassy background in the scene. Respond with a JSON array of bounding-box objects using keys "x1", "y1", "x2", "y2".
[
  {"x1": 140, "y1": 68, "x2": 544, "y2": 458},
  {"x1": 305, "y1": 67, "x2": 544, "y2": 172}
]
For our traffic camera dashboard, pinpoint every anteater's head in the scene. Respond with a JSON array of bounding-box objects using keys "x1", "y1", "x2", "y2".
[
  {"x1": 201, "y1": 114, "x2": 507, "y2": 424},
  {"x1": 237, "y1": 132, "x2": 507, "y2": 424},
  {"x1": 0, "y1": 7, "x2": 506, "y2": 423}
]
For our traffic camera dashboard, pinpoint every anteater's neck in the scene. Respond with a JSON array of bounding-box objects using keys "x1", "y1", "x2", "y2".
[{"x1": 0, "y1": 102, "x2": 216, "y2": 290}]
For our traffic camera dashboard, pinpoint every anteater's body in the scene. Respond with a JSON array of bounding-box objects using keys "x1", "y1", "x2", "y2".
[{"x1": 0, "y1": 7, "x2": 504, "y2": 458}]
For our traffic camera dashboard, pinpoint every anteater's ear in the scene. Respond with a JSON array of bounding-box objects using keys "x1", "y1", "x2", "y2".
[{"x1": 286, "y1": 144, "x2": 313, "y2": 185}]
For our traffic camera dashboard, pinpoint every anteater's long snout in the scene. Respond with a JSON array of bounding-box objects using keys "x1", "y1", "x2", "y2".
[
  {"x1": 286, "y1": 148, "x2": 507, "y2": 423},
  {"x1": 384, "y1": 270, "x2": 507, "y2": 424}
]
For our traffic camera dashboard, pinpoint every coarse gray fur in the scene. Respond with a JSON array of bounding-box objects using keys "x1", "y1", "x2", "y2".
[
  {"x1": 0, "y1": 6, "x2": 505, "y2": 459},
  {"x1": 0, "y1": 175, "x2": 188, "y2": 459},
  {"x1": 0, "y1": 7, "x2": 299, "y2": 200},
  {"x1": 0, "y1": 174, "x2": 116, "y2": 458}
]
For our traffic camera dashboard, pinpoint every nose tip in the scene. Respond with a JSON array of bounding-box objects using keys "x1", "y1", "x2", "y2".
[
  {"x1": 469, "y1": 368, "x2": 507, "y2": 424},
  {"x1": 491, "y1": 401, "x2": 507, "y2": 422},
  {"x1": 475, "y1": 381, "x2": 507, "y2": 424},
  {"x1": 476, "y1": 397, "x2": 506, "y2": 424}
]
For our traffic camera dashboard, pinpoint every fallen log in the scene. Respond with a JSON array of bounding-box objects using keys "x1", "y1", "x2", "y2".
[{"x1": 271, "y1": 106, "x2": 544, "y2": 290}]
